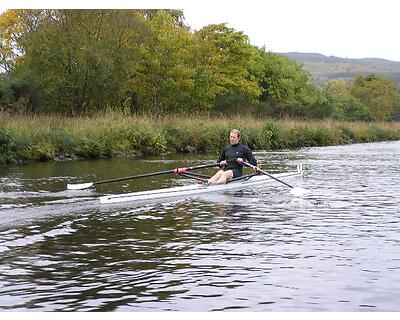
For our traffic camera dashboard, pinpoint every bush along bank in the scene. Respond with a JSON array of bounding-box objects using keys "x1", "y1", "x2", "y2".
[{"x1": 1, "y1": 115, "x2": 400, "y2": 164}]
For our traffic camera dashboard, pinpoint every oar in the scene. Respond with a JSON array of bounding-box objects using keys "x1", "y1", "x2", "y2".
[
  {"x1": 67, "y1": 163, "x2": 219, "y2": 190},
  {"x1": 243, "y1": 161, "x2": 307, "y2": 196}
]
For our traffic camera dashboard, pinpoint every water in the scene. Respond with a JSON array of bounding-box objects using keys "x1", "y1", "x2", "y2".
[{"x1": 1, "y1": 141, "x2": 400, "y2": 311}]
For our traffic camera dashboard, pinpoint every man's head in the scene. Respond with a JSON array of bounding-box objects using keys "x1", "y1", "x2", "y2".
[{"x1": 229, "y1": 129, "x2": 241, "y2": 145}]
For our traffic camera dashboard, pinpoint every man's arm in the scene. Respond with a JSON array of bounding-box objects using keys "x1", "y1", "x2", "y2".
[
  {"x1": 217, "y1": 147, "x2": 227, "y2": 166},
  {"x1": 244, "y1": 146, "x2": 257, "y2": 166}
]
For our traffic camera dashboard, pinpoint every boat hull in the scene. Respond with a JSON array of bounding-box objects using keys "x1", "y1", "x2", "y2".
[{"x1": 99, "y1": 164, "x2": 303, "y2": 204}]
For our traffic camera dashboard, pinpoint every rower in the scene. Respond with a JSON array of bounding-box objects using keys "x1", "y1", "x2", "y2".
[{"x1": 208, "y1": 129, "x2": 260, "y2": 184}]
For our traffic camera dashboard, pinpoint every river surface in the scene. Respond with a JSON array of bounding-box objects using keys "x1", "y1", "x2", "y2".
[{"x1": 1, "y1": 141, "x2": 400, "y2": 311}]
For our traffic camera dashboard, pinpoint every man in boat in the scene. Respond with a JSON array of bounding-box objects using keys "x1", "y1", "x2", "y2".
[{"x1": 208, "y1": 129, "x2": 260, "y2": 184}]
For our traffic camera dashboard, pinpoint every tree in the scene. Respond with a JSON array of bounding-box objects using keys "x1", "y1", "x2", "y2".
[
  {"x1": 351, "y1": 75, "x2": 399, "y2": 121},
  {"x1": 6, "y1": 9, "x2": 150, "y2": 115},
  {"x1": 254, "y1": 50, "x2": 319, "y2": 117},
  {"x1": 258, "y1": 51, "x2": 315, "y2": 104},
  {"x1": 0, "y1": 9, "x2": 47, "y2": 72},
  {"x1": 142, "y1": 9, "x2": 186, "y2": 27},
  {"x1": 322, "y1": 80, "x2": 371, "y2": 121},
  {"x1": 129, "y1": 10, "x2": 196, "y2": 114},
  {"x1": 192, "y1": 24, "x2": 261, "y2": 111}
]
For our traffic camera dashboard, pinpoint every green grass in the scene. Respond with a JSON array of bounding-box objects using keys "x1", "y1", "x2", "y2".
[{"x1": 1, "y1": 112, "x2": 400, "y2": 163}]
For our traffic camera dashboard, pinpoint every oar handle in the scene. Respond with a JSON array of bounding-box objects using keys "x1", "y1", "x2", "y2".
[
  {"x1": 171, "y1": 163, "x2": 220, "y2": 174},
  {"x1": 242, "y1": 161, "x2": 294, "y2": 189}
]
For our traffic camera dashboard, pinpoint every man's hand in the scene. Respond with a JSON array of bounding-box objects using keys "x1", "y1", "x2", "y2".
[
  {"x1": 236, "y1": 157, "x2": 244, "y2": 164},
  {"x1": 248, "y1": 163, "x2": 261, "y2": 173},
  {"x1": 252, "y1": 166, "x2": 261, "y2": 173},
  {"x1": 219, "y1": 160, "x2": 227, "y2": 167}
]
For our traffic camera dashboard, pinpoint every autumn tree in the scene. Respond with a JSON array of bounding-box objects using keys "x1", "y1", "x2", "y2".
[
  {"x1": 2, "y1": 9, "x2": 150, "y2": 115},
  {"x1": 0, "y1": 9, "x2": 48, "y2": 73}
]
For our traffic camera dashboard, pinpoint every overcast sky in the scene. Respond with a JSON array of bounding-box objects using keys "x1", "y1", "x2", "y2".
[{"x1": 2, "y1": 0, "x2": 400, "y2": 61}]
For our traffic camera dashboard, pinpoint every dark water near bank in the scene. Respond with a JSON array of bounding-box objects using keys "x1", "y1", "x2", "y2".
[{"x1": 1, "y1": 141, "x2": 400, "y2": 311}]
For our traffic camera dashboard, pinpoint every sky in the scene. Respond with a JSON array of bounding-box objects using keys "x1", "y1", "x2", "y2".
[{"x1": 2, "y1": 0, "x2": 400, "y2": 62}]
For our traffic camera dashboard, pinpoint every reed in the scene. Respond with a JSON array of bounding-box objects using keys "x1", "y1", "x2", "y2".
[{"x1": 1, "y1": 112, "x2": 400, "y2": 163}]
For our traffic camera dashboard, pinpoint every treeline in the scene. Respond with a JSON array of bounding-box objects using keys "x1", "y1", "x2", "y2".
[{"x1": 0, "y1": 9, "x2": 400, "y2": 121}]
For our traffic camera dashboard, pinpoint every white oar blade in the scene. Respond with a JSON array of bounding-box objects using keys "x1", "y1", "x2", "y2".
[
  {"x1": 290, "y1": 187, "x2": 308, "y2": 196},
  {"x1": 67, "y1": 182, "x2": 94, "y2": 190}
]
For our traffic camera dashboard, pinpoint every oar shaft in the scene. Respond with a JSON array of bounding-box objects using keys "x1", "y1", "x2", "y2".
[
  {"x1": 93, "y1": 169, "x2": 173, "y2": 186},
  {"x1": 243, "y1": 162, "x2": 294, "y2": 189},
  {"x1": 94, "y1": 163, "x2": 218, "y2": 186},
  {"x1": 68, "y1": 162, "x2": 219, "y2": 190}
]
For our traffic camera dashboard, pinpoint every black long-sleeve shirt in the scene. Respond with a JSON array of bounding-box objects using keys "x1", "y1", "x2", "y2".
[{"x1": 217, "y1": 143, "x2": 257, "y2": 176}]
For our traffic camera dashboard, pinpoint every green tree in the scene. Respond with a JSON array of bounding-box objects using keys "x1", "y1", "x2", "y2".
[
  {"x1": 254, "y1": 50, "x2": 319, "y2": 117},
  {"x1": 351, "y1": 75, "x2": 399, "y2": 121},
  {"x1": 129, "y1": 10, "x2": 196, "y2": 114},
  {"x1": 390, "y1": 100, "x2": 400, "y2": 121},
  {"x1": 192, "y1": 24, "x2": 261, "y2": 112},
  {"x1": 258, "y1": 51, "x2": 316, "y2": 104},
  {"x1": 322, "y1": 80, "x2": 371, "y2": 121}
]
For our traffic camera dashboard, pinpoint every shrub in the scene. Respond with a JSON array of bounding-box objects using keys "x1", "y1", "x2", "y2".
[
  {"x1": 48, "y1": 130, "x2": 76, "y2": 154},
  {"x1": 74, "y1": 137, "x2": 104, "y2": 159},
  {"x1": 338, "y1": 126, "x2": 357, "y2": 143},
  {"x1": 127, "y1": 128, "x2": 167, "y2": 155},
  {"x1": 25, "y1": 141, "x2": 56, "y2": 161},
  {"x1": 312, "y1": 126, "x2": 335, "y2": 146},
  {"x1": 257, "y1": 121, "x2": 285, "y2": 150},
  {"x1": 366, "y1": 125, "x2": 388, "y2": 142},
  {"x1": 0, "y1": 125, "x2": 12, "y2": 162}
]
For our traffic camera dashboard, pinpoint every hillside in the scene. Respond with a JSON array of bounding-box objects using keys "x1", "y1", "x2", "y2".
[{"x1": 280, "y1": 52, "x2": 400, "y2": 86}]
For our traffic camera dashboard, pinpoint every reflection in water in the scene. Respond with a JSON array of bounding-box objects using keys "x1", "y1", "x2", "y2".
[{"x1": 1, "y1": 142, "x2": 400, "y2": 311}]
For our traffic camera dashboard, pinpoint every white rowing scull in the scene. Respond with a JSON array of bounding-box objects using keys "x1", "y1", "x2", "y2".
[{"x1": 99, "y1": 164, "x2": 303, "y2": 204}]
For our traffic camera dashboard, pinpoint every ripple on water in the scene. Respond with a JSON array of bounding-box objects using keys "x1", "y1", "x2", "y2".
[{"x1": 1, "y1": 141, "x2": 400, "y2": 311}]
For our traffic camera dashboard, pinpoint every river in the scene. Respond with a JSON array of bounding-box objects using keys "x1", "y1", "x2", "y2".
[{"x1": 1, "y1": 141, "x2": 400, "y2": 311}]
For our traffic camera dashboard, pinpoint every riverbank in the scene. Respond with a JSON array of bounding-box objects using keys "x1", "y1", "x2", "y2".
[{"x1": 1, "y1": 112, "x2": 400, "y2": 164}]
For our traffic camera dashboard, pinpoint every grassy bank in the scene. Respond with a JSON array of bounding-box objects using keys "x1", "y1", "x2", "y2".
[{"x1": 1, "y1": 112, "x2": 400, "y2": 163}]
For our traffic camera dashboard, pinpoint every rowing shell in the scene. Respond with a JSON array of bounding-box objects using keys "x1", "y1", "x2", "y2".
[{"x1": 99, "y1": 164, "x2": 303, "y2": 204}]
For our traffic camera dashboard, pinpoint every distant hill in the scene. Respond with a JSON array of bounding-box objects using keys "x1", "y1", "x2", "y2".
[{"x1": 280, "y1": 52, "x2": 400, "y2": 86}]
